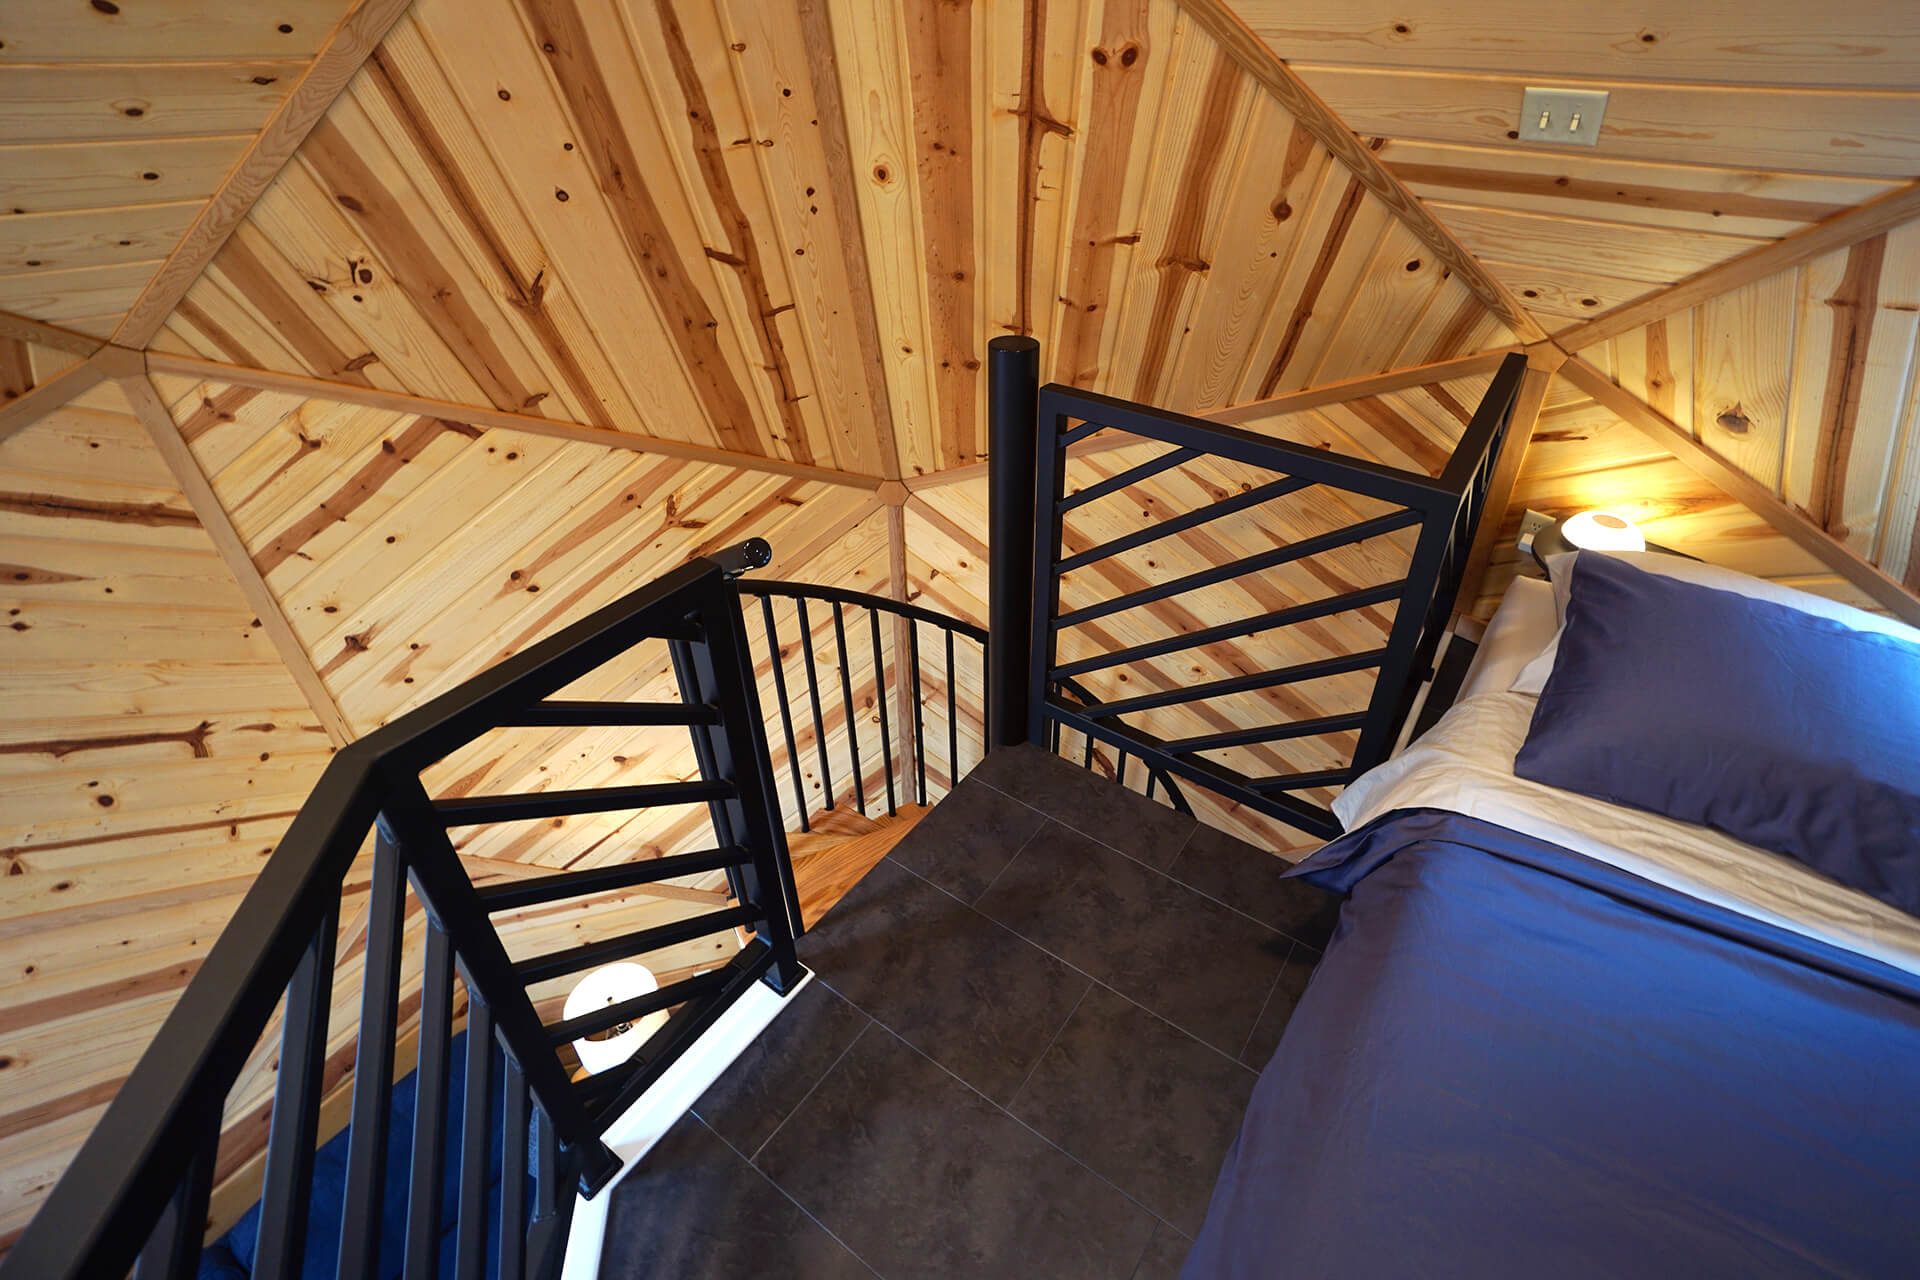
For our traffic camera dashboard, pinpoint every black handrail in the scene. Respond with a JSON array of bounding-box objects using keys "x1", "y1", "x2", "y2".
[{"x1": 3, "y1": 543, "x2": 803, "y2": 1280}]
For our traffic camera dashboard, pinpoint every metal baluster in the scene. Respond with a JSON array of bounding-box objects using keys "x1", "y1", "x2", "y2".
[
  {"x1": 671, "y1": 637, "x2": 744, "y2": 907},
  {"x1": 252, "y1": 899, "x2": 338, "y2": 1279},
  {"x1": 1083, "y1": 729, "x2": 1095, "y2": 770},
  {"x1": 869, "y1": 609, "x2": 896, "y2": 816},
  {"x1": 403, "y1": 924, "x2": 455, "y2": 1280},
  {"x1": 499, "y1": 1061, "x2": 529, "y2": 1280},
  {"x1": 1146, "y1": 773, "x2": 1159, "y2": 803},
  {"x1": 760, "y1": 594, "x2": 810, "y2": 833},
  {"x1": 133, "y1": 1110, "x2": 217, "y2": 1280},
  {"x1": 1116, "y1": 751, "x2": 1128, "y2": 790},
  {"x1": 455, "y1": 1001, "x2": 496, "y2": 1280},
  {"x1": 832, "y1": 603, "x2": 865, "y2": 813},
  {"x1": 796, "y1": 597, "x2": 834, "y2": 809},
  {"x1": 945, "y1": 629, "x2": 958, "y2": 792},
  {"x1": 337, "y1": 833, "x2": 406, "y2": 1280},
  {"x1": 908, "y1": 620, "x2": 927, "y2": 805}
]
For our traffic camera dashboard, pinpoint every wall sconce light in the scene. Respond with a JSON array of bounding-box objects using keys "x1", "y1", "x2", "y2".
[{"x1": 1529, "y1": 509, "x2": 1645, "y2": 572}]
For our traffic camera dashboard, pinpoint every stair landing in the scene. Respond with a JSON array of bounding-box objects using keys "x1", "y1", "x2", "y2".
[{"x1": 602, "y1": 744, "x2": 1339, "y2": 1279}]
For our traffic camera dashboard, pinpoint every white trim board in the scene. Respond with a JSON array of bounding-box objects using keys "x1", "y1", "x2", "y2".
[{"x1": 560, "y1": 968, "x2": 817, "y2": 1280}]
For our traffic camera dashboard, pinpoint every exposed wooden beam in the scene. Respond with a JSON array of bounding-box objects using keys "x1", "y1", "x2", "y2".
[
  {"x1": 1172, "y1": 0, "x2": 1548, "y2": 344},
  {"x1": 119, "y1": 372, "x2": 357, "y2": 745},
  {"x1": 1451, "y1": 362, "x2": 1553, "y2": 617},
  {"x1": 903, "y1": 431, "x2": 1144, "y2": 494},
  {"x1": 1554, "y1": 180, "x2": 1920, "y2": 352},
  {"x1": 1561, "y1": 355, "x2": 1920, "y2": 627},
  {"x1": 146, "y1": 351, "x2": 885, "y2": 489},
  {"x1": 0, "y1": 309, "x2": 103, "y2": 357},
  {"x1": 1203, "y1": 348, "x2": 1519, "y2": 425},
  {"x1": 112, "y1": 0, "x2": 416, "y2": 348},
  {"x1": 0, "y1": 357, "x2": 106, "y2": 443}
]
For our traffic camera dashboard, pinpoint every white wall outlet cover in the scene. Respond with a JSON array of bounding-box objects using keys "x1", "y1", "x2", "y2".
[{"x1": 1518, "y1": 86, "x2": 1608, "y2": 147}]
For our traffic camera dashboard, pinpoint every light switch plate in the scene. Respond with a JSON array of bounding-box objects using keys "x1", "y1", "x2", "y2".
[{"x1": 1518, "y1": 86, "x2": 1608, "y2": 146}]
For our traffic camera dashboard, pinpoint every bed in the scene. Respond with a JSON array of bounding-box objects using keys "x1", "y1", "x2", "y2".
[{"x1": 1183, "y1": 567, "x2": 1920, "y2": 1278}]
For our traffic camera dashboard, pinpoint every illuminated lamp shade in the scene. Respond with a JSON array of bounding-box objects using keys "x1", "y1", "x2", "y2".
[
  {"x1": 564, "y1": 962, "x2": 673, "y2": 1075},
  {"x1": 1560, "y1": 509, "x2": 1646, "y2": 552}
]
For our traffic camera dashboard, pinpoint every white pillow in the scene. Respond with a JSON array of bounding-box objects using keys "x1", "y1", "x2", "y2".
[{"x1": 1509, "y1": 549, "x2": 1920, "y2": 695}]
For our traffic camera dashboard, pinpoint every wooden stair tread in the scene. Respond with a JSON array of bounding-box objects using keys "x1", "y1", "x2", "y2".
[{"x1": 790, "y1": 804, "x2": 933, "y2": 928}]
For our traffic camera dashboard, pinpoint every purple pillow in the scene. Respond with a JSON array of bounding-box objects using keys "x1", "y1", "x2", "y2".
[{"x1": 1515, "y1": 553, "x2": 1920, "y2": 916}]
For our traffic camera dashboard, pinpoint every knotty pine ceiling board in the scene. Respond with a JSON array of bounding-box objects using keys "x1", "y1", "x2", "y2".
[
  {"x1": 152, "y1": 0, "x2": 1517, "y2": 481},
  {"x1": 1573, "y1": 220, "x2": 1920, "y2": 588},
  {"x1": 0, "y1": 1, "x2": 359, "y2": 338},
  {"x1": 0, "y1": 337, "x2": 85, "y2": 408},
  {"x1": 1226, "y1": 0, "x2": 1920, "y2": 342},
  {"x1": 0, "y1": 386, "x2": 337, "y2": 1248}
]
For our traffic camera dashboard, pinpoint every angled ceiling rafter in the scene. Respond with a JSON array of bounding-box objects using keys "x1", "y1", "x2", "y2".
[
  {"x1": 145, "y1": 351, "x2": 885, "y2": 490},
  {"x1": 111, "y1": 0, "x2": 418, "y2": 349},
  {"x1": 1172, "y1": 0, "x2": 1550, "y2": 344}
]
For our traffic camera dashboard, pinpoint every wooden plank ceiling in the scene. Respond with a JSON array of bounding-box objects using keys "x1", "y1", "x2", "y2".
[
  {"x1": 0, "y1": 1, "x2": 365, "y2": 336},
  {"x1": 6, "y1": 0, "x2": 1920, "y2": 1252}
]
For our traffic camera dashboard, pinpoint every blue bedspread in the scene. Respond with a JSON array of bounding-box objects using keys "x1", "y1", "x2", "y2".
[{"x1": 1183, "y1": 809, "x2": 1920, "y2": 1279}]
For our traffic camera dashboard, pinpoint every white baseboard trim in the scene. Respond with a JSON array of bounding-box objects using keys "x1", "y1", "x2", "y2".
[{"x1": 559, "y1": 968, "x2": 814, "y2": 1280}]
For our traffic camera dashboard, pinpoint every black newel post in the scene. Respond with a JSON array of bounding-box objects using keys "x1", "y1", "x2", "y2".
[{"x1": 987, "y1": 335, "x2": 1041, "y2": 748}]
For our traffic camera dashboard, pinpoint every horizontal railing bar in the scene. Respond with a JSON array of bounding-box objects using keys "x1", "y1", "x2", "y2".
[
  {"x1": 474, "y1": 845, "x2": 751, "y2": 912},
  {"x1": 1053, "y1": 579, "x2": 1406, "y2": 678},
  {"x1": 1163, "y1": 711, "x2": 1369, "y2": 754},
  {"x1": 740, "y1": 580, "x2": 988, "y2": 643},
  {"x1": 1043, "y1": 701, "x2": 1342, "y2": 840},
  {"x1": 544, "y1": 968, "x2": 734, "y2": 1045},
  {"x1": 1250, "y1": 767, "x2": 1355, "y2": 793},
  {"x1": 1038, "y1": 385, "x2": 1457, "y2": 511},
  {"x1": 1056, "y1": 509, "x2": 1423, "y2": 628},
  {"x1": 1057, "y1": 476, "x2": 1311, "y2": 574},
  {"x1": 1059, "y1": 419, "x2": 1107, "y2": 448},
  {"x1": 512, "y1": 903, "x2": 763, "y2": 986},
  {"x1": 434, "y1": 780, "x2": 732, "y2": 827},
  {"x1": 1080, "y1": 648, "x2": 1388, "y2": 719},
  {"x1": 498, "y1": 700, "x2": 720, "y2": 727},
  {"x1": 1056, "y1": 447, "x2": 1200, "y2": 512}
]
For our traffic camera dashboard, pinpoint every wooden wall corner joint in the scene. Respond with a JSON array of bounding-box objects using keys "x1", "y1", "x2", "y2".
[
  {"x1": 1523, "y1": 341, "x2": 1570, "y2": 373},
  {"x1": 1450, "y1": 365, "x2": 1553, "y2": 618},
  {"x1": 875, "y1": 480, "x2": 910, "y2": 506},
  {"x1": 118, "y1": 373, "x2": 358, "y2": 745},
  {"x1": 1205, "y1": 347, "x2": 1521, "y2": 425},
  {"x1": 89, "y1": 345, "x2": 148, "y2": 379},
  {"x1": 1559, "y1": 356, "x2": 1920, "y2": 628}
]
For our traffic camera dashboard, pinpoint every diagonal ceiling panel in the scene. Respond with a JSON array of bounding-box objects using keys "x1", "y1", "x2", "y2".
[
  {"x1": 151, "y1": 0, "x2": 1520, "y2": 482},
  {"x1": 0, "y1": 1, "x2": 365, "y2": 337}
]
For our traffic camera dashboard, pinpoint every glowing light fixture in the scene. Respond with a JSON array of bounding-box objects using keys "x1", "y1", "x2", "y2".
[
  {"x1": 565, "y1": 962, "x2": 672, "y2": 1075},
  {"x1": 1560, "y1": 509, "x2": 1645, "y2": 552}
]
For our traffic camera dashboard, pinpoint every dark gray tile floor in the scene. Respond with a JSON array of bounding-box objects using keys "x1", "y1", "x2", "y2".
[{"x1": 600, "y1": 746, "x2": 1338, "y2": 1279}]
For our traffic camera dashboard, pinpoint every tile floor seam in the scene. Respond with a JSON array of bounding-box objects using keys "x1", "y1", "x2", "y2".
[
  {"x1": 858, "y1": 1017, "x2": 1175, "y2": 1234},
  {"x1": 1003, "y1": 976, "x2": 1097, "y2": 1115},
  {"x1": 880, "y1": 857, "x2": 1262, "y2": 1075},
  {"x1": 744, "y1": 1018, "x2": 873, "y2": 1168},
  {"x1": 966, "y1": 817, "x2": 1051, "y2": 906},
  {"x1": 1238, "y1": 941, "x2": 1295, "y2": 1063},
  {"x1": 694, "y1": 1110, "x2": 889, "y2": 1280},
  {"x1": 975, "y1": 769, "x2": 1314, "y2": 937}
]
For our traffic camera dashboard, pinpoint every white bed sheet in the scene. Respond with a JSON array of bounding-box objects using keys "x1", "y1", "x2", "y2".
[{"x1": 1335, "y1": 576, "x2": 1920, "y2": 979}]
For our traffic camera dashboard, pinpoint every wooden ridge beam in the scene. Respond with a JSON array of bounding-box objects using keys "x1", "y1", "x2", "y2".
[
  {"x1": 0, "y1": 309, "x2": 104, "y2": 357},
  {"x1": 146, "y1": 351, "x2": 884, "y2": 489},
  {"x1": 1560, "y1": 355, "x2": 1920, "y2": 628},
  {"x1": 0, "y1": 356, "x2": 107, "y2": 444},
  {"x1": 119, "y1": 372, "x2": 358, "y2": 745},
  {"x1": 112, "y1": 0, "x2": 416, "y2": 348},
  {"x1": 1202, "y1": 348, "x2": 1519, "y2": 425},
  {"x1": 1172, "y1": 0, "x2": 1548, "y2": 344},
  {"x1": 1554, "y1": 180, "x2": 1920, "y2": 352}
]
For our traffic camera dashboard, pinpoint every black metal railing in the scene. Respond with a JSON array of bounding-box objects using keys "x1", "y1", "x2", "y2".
[
  {"x1": 740, "y1": 580, "x2": 1189, "y2": 826},
  {"x1": 2, "y1": 541, "x2": 804, "y2": 1280},
  {"x1": 987, "y1": 337, "x2": 1527, "y2": 840}
]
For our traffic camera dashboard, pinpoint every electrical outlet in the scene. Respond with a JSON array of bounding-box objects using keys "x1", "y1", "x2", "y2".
[
  {"x1": 1516, "y1": 508, "x2": 1555, "y2": 554},
  {"x1": 1518, "y1": 86, "x2": 1608, "y2": 147}
]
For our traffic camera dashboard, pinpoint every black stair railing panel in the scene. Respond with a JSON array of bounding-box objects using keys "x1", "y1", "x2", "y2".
[{"x1": 990, "y1": 335, "x2": 1530, "y2": 839}]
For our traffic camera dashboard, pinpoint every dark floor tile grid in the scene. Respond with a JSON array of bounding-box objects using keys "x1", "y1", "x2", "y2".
[{"x1": 606, "y1": 746, "x2": 1332, "y2": 1280}]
